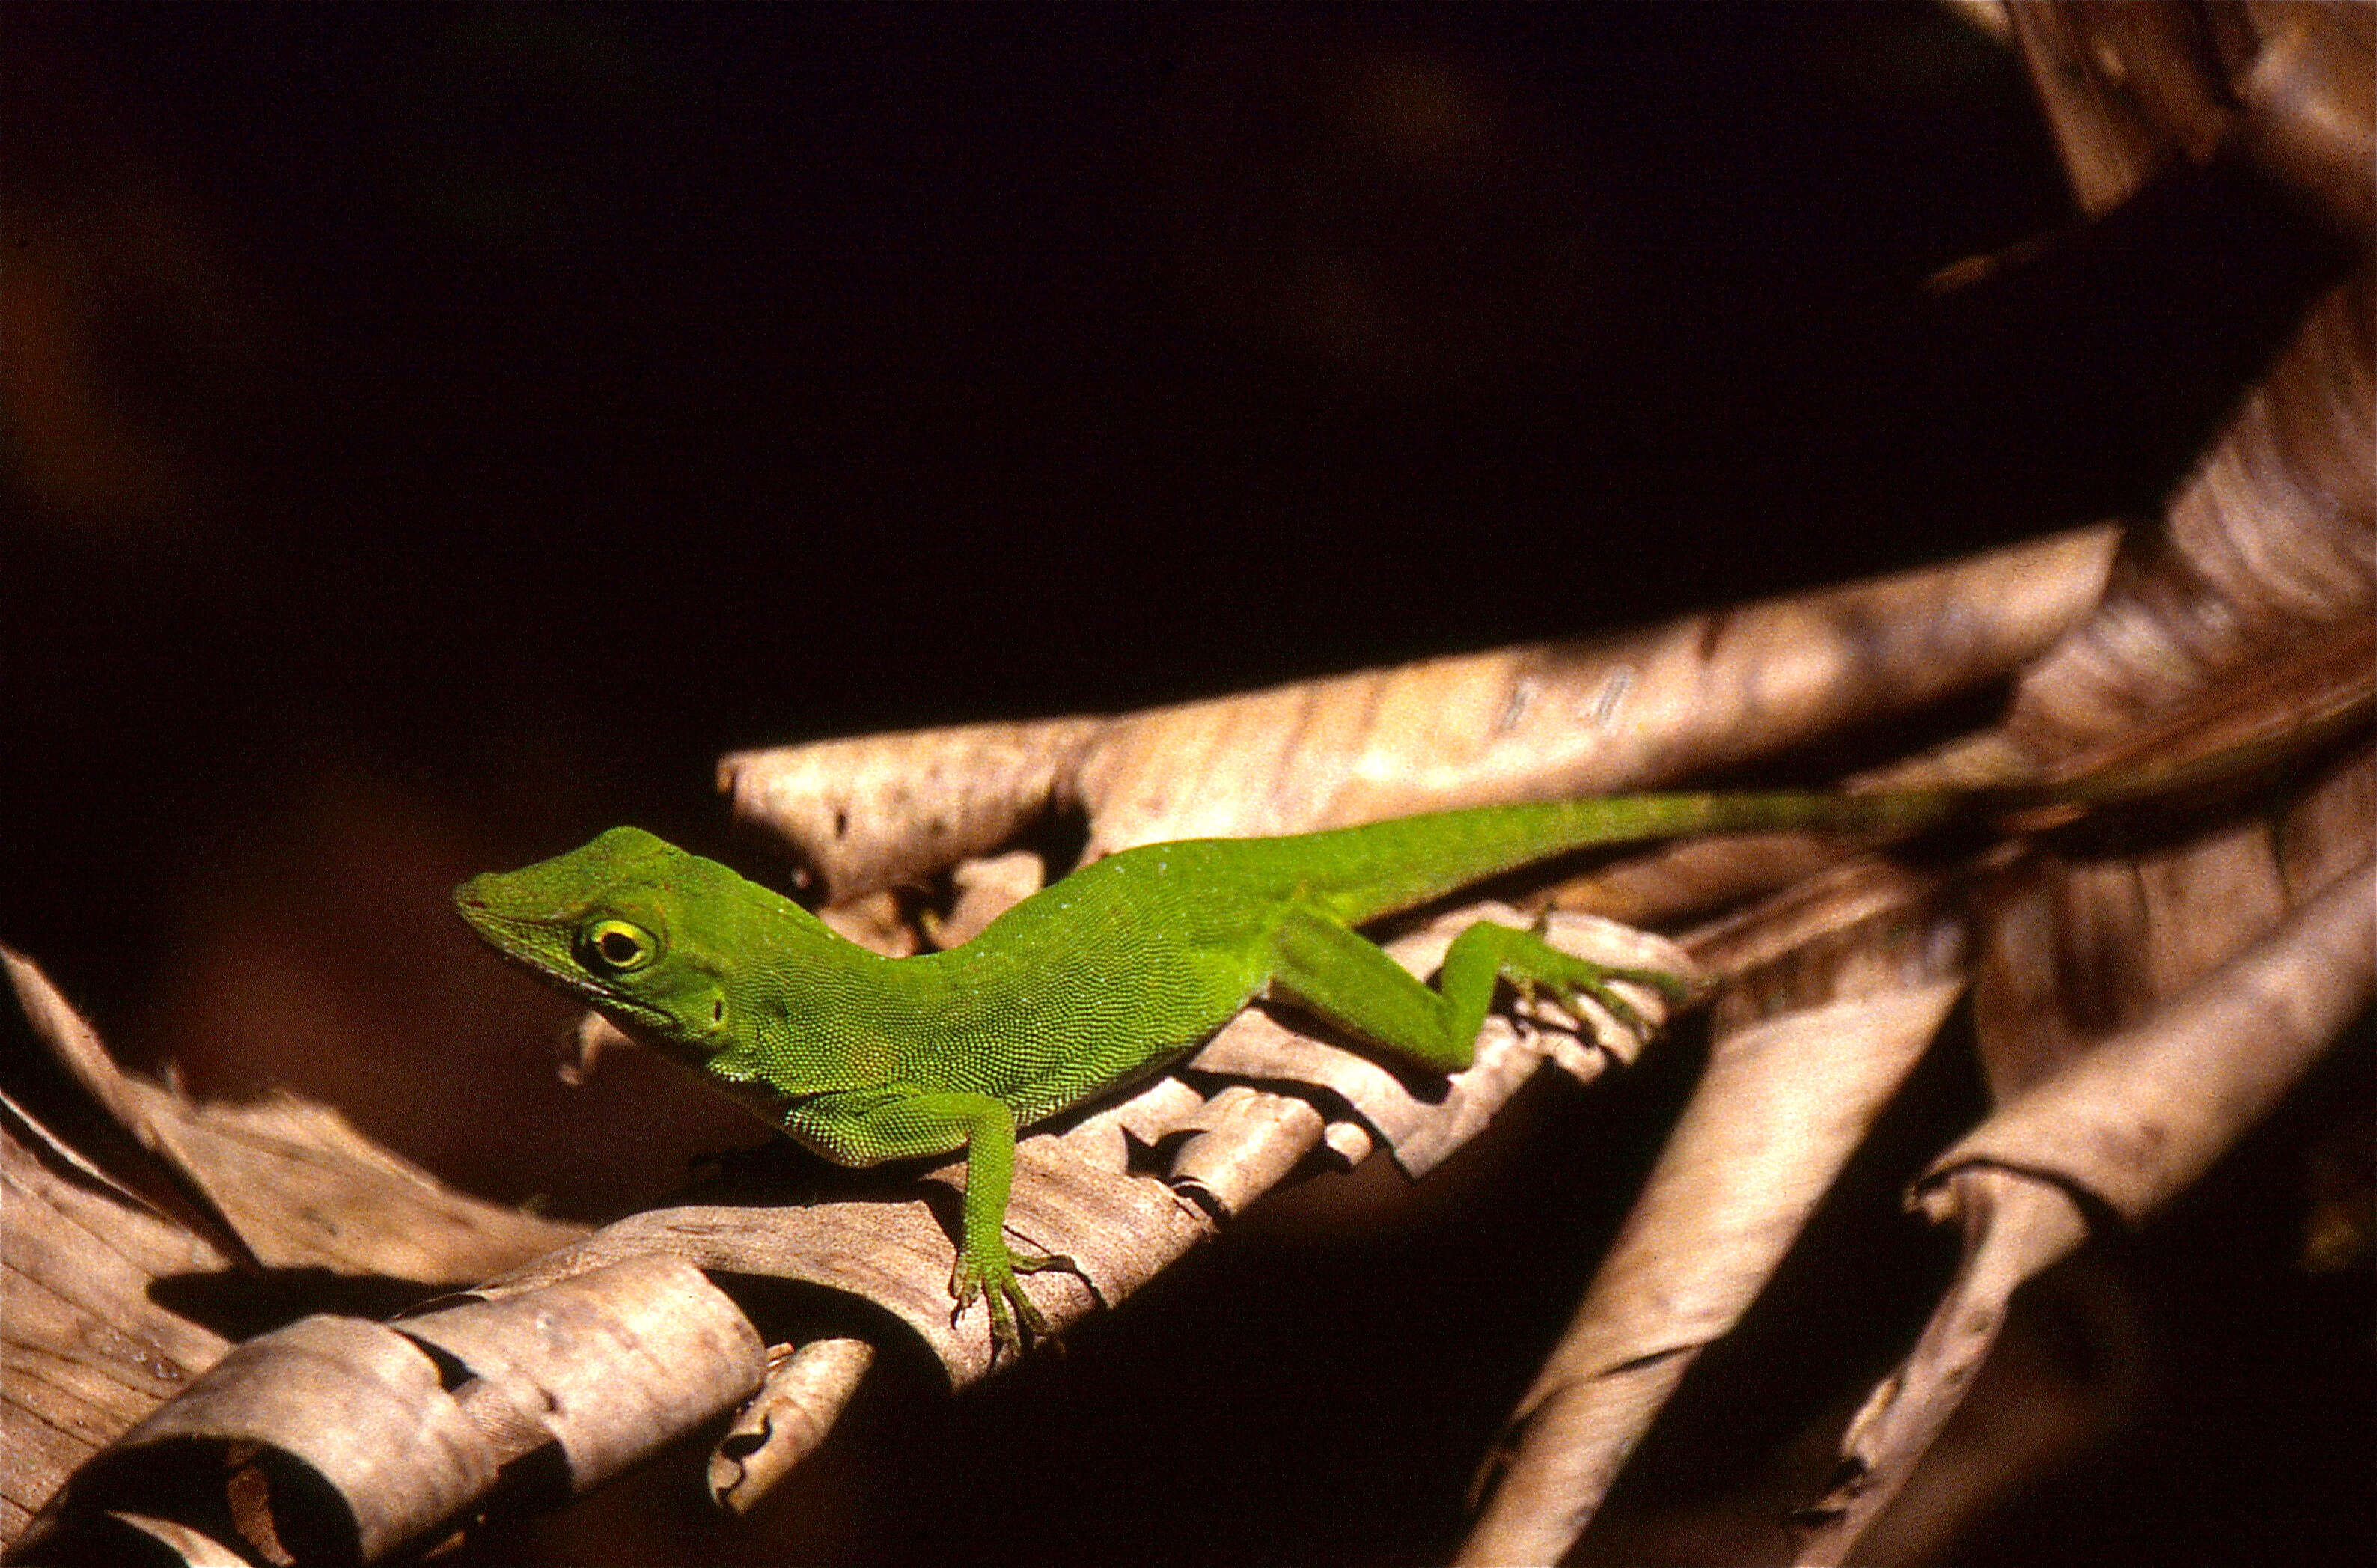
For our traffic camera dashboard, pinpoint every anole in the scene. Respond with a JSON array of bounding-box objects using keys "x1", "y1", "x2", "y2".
[{"x1": 455, "y1": 787, "x2": 1974, "y2": 1357}]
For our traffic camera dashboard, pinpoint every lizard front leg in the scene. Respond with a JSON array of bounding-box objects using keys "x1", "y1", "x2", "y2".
[{"x1": 792, "y1": 1087, "x2": 1074, "y2": 1361}]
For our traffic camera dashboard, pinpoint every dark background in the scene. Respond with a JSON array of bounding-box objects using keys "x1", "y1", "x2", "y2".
[{"x1": 4, "y1": 5, "x2": 2365, "y2": 1564}]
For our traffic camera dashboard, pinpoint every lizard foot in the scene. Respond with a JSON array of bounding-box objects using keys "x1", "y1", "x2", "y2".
[
  {"x1": 951, "y1": 1241, "x2": 1078, "y2": 1364},
  {"x1": 1526, "y1": 956, "x2": 1697, "y2": 1040}
]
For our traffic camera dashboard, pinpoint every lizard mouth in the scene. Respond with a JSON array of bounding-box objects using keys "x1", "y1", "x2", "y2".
[{"x1": 453, "y1": 897, "x2": 672, "y2": 1030}]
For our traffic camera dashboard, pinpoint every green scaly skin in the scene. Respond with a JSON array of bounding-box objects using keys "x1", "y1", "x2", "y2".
[{"x1": 455, "y1": 790, "x2": 1962, "y2": 1357}]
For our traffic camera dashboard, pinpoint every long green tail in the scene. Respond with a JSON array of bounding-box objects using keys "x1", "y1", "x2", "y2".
[
  {"x1": 1286, "y1": 694, "x2": 2370, "y2": 926},
  {"x1": 1287, "y1": 789, "x2": 1968, "y2": 926}
]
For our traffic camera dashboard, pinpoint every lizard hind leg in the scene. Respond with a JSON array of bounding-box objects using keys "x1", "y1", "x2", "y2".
[
  {"x1": 1261, "y1": 906, "x2": 1486, "y2": 1073},
  {"x1": 1266, "y1": 906, "x2": 1688, "y2": 1073}
]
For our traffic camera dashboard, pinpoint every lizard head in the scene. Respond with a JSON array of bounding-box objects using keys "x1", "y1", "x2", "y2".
[{"x1": 454, "y1": 826, "x2": 744, "y2": 1053}]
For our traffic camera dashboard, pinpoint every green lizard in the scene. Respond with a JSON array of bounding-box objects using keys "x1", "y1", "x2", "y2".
[{"x1": 454, "y1": 787, "x2": 1975, "y2": 1357}]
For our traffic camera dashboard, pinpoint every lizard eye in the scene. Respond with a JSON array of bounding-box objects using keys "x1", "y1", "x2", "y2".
[{"x1": 581, "y1": 918, "x2": 656, "y2": 973}]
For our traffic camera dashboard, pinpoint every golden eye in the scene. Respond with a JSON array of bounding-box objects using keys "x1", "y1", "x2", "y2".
[{"x1": 582, "y1": 918, "x2": 656, "y2": 973}]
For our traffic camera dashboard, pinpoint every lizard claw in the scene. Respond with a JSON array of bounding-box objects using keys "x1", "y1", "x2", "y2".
[
  {"x1": 1551, "y1": 978, "x2": 1642, "y2": 1035},
  {"x1": 1539, "y1": 957, "x2": 1701, "y2": 1043},
  {"x1": 1010, "y1": 1247, "x2": 1075, "y2": 1277},
  {"x1": 951, "y1": 1241, "x2": 1072, "y2": 1363}
]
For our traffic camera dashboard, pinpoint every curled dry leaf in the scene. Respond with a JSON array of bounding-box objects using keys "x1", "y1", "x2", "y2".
[
  {"x1": 1786, "y1": 1165, "x2": 2093, "y2": 1568},
  {"x1": 1793, "y1": 857, "x2": 2374, "y2": 1566},
  {"x1": 1935, "y1": 856, "x2": 2375, "y2": 1229},
  {"x1": 471, "y1": 1135, "x2": 1207, "y2": 1391},
  {"x1": 1459, "y1": 868, "x2": 1974, "y2": 1568},
  {"x1": 394, "y1": 1257, "x2": 768, "y2": 1497},
  {"x1": 1, "y1": 944, "x2": 586, "y2": 1555},
  {"x1": 725, "y1": 716, "x2": 1105, "y2": 911},
  {"x1": 4, "y1": 947, "x2": 587, "y2": 1285},
  {"x1": 1463, "y1": 654, "x2": 2366, "y2": 1562},
  {"x1": 0, "y1": 1088, "x2": 234, "y2": 1546},
  {"x1": 709, "y1": 1337, "x2": 877, "y2": 1516},
  {"x1": 1163, "y1": 1085, "x2": 1337, "y2": 1219},
  {"x1": 722, "y1": 528, "x2": 2115, "y2": 903},
  {"x1": 20, "y1": 1257, "x2": 766, "y2": 1567},
  {"x1": 1769, "y1": 14, "x2": 2374, "y2": 1555},
  {"x1": 5, "y1": 943, "x2": 742, "y2": 1565}
]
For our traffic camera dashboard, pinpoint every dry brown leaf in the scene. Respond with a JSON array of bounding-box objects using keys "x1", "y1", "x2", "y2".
[
  {"x1": 470, "y1": 1133, "x2": 1209, "y2": 1391},
  {"x1": 1467, "y1": 734, "x2": 2369, "y2": 1563},
  {"x1": 1934, "y1": 855, "x2": 2373, "y2": 1229},
  {"x1": 1792, "y1": 857, "x2": 2373, "y2": 1565},
  {"x1": 19, "y1": 1257, "x2": 766, "y2": 1567},
  {"x1": 9, "y1": 900, "x2": 1680, "y2": 1561},
  {"x1": 1459, "y1": 869, "x2": 1974, "y2": 1567},
  {"x1": 5, "y1": 947, "x2": 587, "y2": 1285},
  {"x1": 24, "y1": 906, "x2": 1683, "y2": 1550},
  {"x1": 723, "y1": 528, "x2": 2116, "y2": 903},
  {"x1": 0, "y1": 1093, "x2": 234, "y2": 1546},
  {"x1": 2, "y1": 948, "x2": 600, "y2": 1559},
  {"x1": 708, "y1": 1337, "x2": 877, "y2": 1516},
  {"x1": 1785, "y1": 1165, "x2": 2093, "y2": 1568},
  {"x1": 1466, "y1": 626, "x2": 2369, "y2": 1561},
  {"x1": 397, "y1": 1257, "x2": 768, "y2": 1495},
  {"x1": 1767, "y1": 10, "x2": 2375, "y2": 1557}
]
